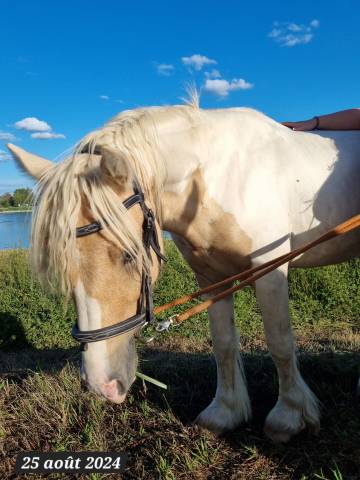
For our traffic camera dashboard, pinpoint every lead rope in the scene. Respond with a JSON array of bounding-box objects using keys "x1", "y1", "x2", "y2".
[{"x1": 153, "y1": 213, "x2": 360, "y2": 329}]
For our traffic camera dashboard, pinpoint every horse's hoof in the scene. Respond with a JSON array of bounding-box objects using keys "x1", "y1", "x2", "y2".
[
  {"x1": 264, "y1": 424, "x2": 295, "y2": 444},
  {"x1": 194, "y1": 402, "x2": 244, "y2": 436},
  {"x1": 264, "y1": 405, "x2": 307, "y2": 443}
]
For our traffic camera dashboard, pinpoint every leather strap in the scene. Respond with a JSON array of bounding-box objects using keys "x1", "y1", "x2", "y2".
[
  {"x1": 76, "y1": 222, "x2": 102, "y2": 237},
  {"x1": 72, "y1": 180, "x2": 166, "y2": 348},
  {"x1": 72, "y1": 313, "x2": 147, "y2": 343}
]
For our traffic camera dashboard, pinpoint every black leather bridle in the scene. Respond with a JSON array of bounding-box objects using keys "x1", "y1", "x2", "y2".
[{"x1": 71, "y1": 180, "x2": 166, "y2": 350}]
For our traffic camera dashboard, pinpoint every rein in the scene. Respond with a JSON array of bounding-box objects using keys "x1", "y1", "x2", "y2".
[{"x1": 154, "y1": 213, "x2": 360, "y2": 326}]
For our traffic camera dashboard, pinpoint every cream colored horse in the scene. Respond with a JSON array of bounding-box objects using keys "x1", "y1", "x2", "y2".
[{"x1": 8, "y1": 100, "x2": 360, "y2": 442}]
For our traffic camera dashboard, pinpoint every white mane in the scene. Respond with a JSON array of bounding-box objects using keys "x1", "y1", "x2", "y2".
[{"x1": 30, "y1": 101, "x2": 200, "y2": 295}]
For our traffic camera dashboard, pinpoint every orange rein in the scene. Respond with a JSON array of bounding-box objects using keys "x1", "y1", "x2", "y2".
[{"x1": 154, "y1": 213, "x2": 360, "y2": 324}]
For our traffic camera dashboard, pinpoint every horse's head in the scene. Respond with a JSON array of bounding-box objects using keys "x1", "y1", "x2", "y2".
[{"x1": 8, "y1": 143, "x2": 164, "y2": 404}]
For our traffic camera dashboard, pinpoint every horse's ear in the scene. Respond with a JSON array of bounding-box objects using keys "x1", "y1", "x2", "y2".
[
  {"x1": 7, "y1": 143, "x2": 54, "y2": 180},
  {"x1": 99, "y1": 146, "x2": 131, "y2": 186}
]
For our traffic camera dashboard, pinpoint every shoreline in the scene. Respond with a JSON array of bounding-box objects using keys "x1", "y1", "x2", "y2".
[{"x1": 0, "y1": 210, "x2": 32, "y2": 214}]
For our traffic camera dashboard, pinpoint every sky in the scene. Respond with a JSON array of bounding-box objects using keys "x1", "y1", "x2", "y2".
[{"x1": 0, "y1": 0, "x2": 359, "y2": 193}]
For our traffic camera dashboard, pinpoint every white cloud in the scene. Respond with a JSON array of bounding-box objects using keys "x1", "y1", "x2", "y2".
[
  {"x1": 0, "y1": 131, "x2": 16, "y2": 141},
  {"x1": 156, "y1": 63, "x2": 175, "y2": 76},
  {"x1": 268, "y1": 28, "x2": 282, "y2": 38},
  {"x1": 15, "y1": 117, "x2": 51, "y2": 132},
  {"x1": 99, "y1": 95, "x2": 109, "y2": 100},
  {"x1": 310, "y1": 19, "x2": 320, "y2": 28},
  {"x1": 0, "y1": 150, "x2": 11, "y2": 161},
  {"x1": 204, "y1": 69, "x2": 221, "y2": 79},
  {"x1": 204, "y1": 78, "x2": 254, "y2": 97},
  {"x1": 282, "y1": 33, "x2": 313, "y2": 47},
  {"x1": 182, "y1": 54, "x2": 217, "y2": 71},
  {"x1": 31, "y1": 132, "x2": 65, "y2": 139},
  {"x1": 268, "y1": 19, "x2": 320, "y2": 47},
  {"x1": 287, "y1": 23, "x2": 303, "y2": 32},
  {"x1": 13, "y1": 116, "x2": 64, "y2": 139}
]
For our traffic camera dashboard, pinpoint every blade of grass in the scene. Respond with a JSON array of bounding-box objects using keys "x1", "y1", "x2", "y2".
[{"x1": 135, "y1": 371, "x2": 168, "y2": 390}]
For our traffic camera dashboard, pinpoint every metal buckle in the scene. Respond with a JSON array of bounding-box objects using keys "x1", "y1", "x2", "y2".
[
  {"x1": 155, "y1": 315, "x2": 177, "y2": 332},
  {"x1": 135, "y1": 322, "x2": 155, "y2": 344},
  {"x1": 145, "y1": 209, "x2": 155, "y2": 230}
]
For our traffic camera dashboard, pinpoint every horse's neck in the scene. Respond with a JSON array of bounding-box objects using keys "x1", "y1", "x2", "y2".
[
  {"x1": 158, "y1": 118, "x2": 207, "y2": 236},
  {"x1": 158, "y1": 108, "x2": 264, "y2": 235}
]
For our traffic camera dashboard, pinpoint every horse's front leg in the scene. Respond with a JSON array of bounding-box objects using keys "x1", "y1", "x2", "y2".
[
  {"x1": 255, "y1": 265, "x2": 320, "y2": 442},
  {"x1": 195, "y1": 281, "x2": 251, "y2": 434}
]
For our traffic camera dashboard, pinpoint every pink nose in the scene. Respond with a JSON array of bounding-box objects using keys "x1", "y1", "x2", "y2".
[{"x1": 99, "y1": 380, "x2": 127, "y2": 404}]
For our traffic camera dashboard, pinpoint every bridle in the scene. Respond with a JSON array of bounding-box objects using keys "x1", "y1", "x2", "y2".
[{"x1": 71, "y1": 178, "x2": 166, "y2": 350}]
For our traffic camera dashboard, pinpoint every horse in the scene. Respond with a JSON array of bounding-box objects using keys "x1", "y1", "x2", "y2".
[{"x1": 8, "y1": 98, "x2": 360, "y2": 443}]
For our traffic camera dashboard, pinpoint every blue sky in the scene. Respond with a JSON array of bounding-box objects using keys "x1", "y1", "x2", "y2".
[{"x1": 0, "y1": 0, "x2": 359, "y2": 193}]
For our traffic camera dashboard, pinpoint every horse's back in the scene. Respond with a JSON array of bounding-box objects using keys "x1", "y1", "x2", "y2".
[{"x1": 204, "y1": 113, "x2": 360, "y2": 268}]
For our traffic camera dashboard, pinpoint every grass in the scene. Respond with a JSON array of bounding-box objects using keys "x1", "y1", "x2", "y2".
[
  {"x1": 0, "y1": 243, "x2": 359, "y2": 479},
  {"x1": 0, "y1": 207, "x2": 32, "y2": 213}
]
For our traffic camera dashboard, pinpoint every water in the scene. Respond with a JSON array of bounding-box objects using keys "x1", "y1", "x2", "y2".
[
  {"x1": 0, "y1": 211, "x2": 171, "y2": 249},
  {"x1": 0, "y1": 212, "x2": 32, "y2": 249}
]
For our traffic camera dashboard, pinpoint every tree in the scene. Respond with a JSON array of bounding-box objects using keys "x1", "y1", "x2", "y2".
[
  {"x1": 0, "y1": 193, "x2": 15, "y2": 207},
  {"x1": 13, "y1": 188, "x2": 32, "y2": 206}
]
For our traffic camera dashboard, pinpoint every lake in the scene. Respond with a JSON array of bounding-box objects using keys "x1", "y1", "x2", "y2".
[
  {"x1": 0, "y1": 212, "x2": 32, "y2": 249},
  {"x1": 0, "y1": 211, "x2": 171, "y2": 249}
]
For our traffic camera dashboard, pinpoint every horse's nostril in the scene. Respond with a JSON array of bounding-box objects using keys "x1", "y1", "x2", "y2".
[
  {"x1": 97, "y1": 379, "x2": 127, "y2": 403},
  {"x1": 115, "y1": 380, "x2": 126, "y2": 396}
]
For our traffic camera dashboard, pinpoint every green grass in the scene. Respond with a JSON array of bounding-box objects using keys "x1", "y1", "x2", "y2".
[
  {"x1": 0, "y1": 207, "x2": 32, "y2": 212},
  {"x1": 0, "y1": 243, "x2": 359, "y2": 479}
]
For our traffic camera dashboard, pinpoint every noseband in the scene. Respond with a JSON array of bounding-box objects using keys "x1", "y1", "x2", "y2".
[{"x1": 72, "y1": 179, "x2": 166, "y2": 350}]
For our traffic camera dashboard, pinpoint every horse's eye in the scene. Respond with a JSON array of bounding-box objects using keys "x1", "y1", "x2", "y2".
[{"x1": 123, "y1": 251, "x2": 135, "y2": 265}]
